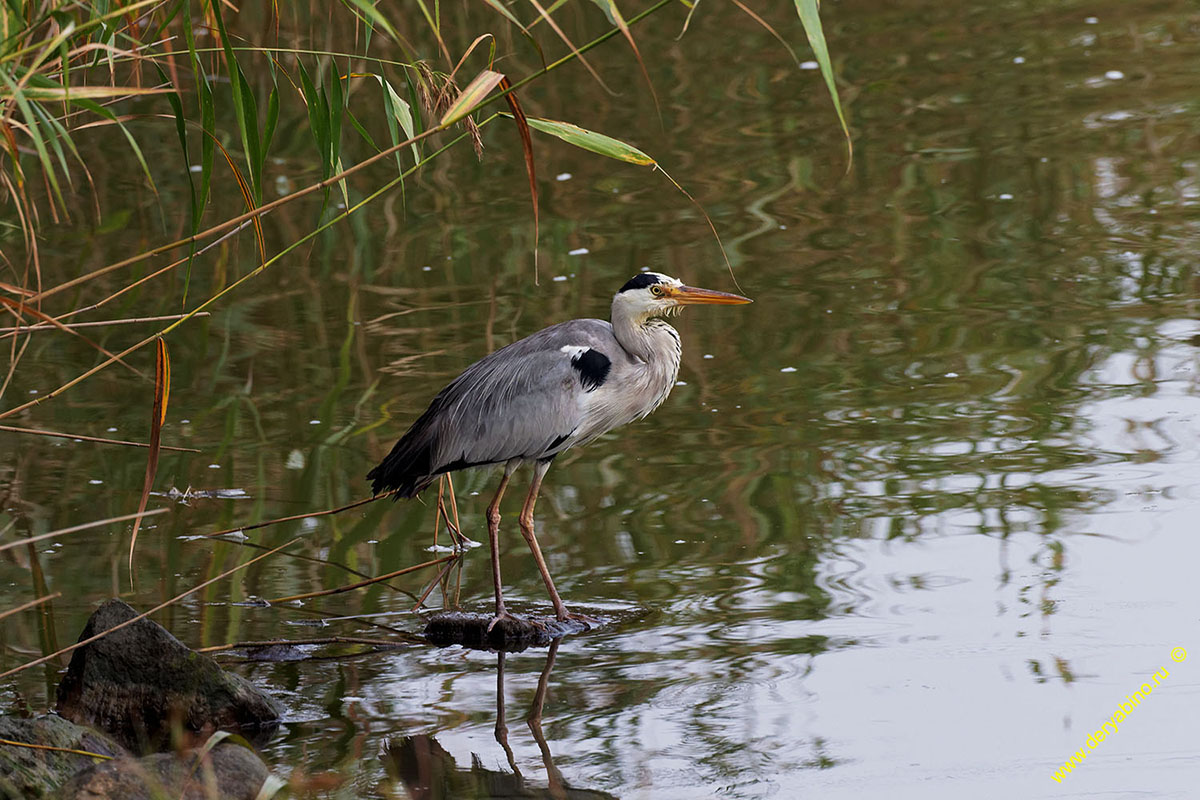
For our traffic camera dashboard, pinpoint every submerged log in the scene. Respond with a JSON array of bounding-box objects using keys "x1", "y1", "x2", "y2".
[
  {"x1": 53, "y1": 743, "x2": 272, "y2": 800},
  {"x1": 0, "y1": 714, "x2": 126, "y2": 799},
  {"x1": 423, "y1": 612, "x2": 591, "y2": 652},
  {"x1": 55, "y1": 599, "x2": 282, "y2": 752}
]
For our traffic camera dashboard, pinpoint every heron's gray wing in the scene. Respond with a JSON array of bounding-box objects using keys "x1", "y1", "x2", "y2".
[
  {"x1": 369, "y1": 319, "x2": 624, "y2": 496},
  {"x1": 426, "y1": 318, "x2": 623, "y2": 469}
]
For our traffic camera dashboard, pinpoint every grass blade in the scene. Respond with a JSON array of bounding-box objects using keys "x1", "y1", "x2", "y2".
[
  {"x1": 676, "y1": 0, "x2": 700, "y2": 39},
  {"x1": 210, "y1": 0, "x2": 264, "y2": 201},
  {"x1": 520, "y1": 116, "x2": 654, "y2": 165},
  {"x1": 297, "y1": 60, "x2": 331, "y2": 181},
  {"x1": 181, "y1": 11, "x2": 214, "y2": 230},
  {"x1": 413, "y1": 0, "x2": 453, "y2": 64},
  {"x1": 793, "y1": 0, "x2": 851, "y2": 168},
  {"x1": 440, "y1": 68, "x2": 504, "y2": 127},
  {"x1": 345, "y1": 106, "x2": 379, "y2": 150},
  {"x1": 0, "y1": 312, "x2": 211, "y2": 335},
  {"x1": 0, "y1": 740, "x2": 108, "y2": 762},
  {"x1": 254, "y1": 775, "x2": 287, "y2": 800},
  {"x1": 479, "y1": 0, "x2": 546, "y2": 67},
  {"x1": 329, "y1": 59, "x2": 347, "y2": 207},
  {"x1": 378, "y1": 76, "x2": 419, "y2": 170},
  {"x1": 236, "y1": 67, "x2": 262, "y2": 200},
  {"x1": 339, "y1": 0, "x2": 400, "y2": 40},
  {"x1": 4, "y1": 85, "x2": 169, "y2": 100},
  {"x1": 211, "y1": 135, "x2": 266, "y2": 260},
  {"x1": 448, "y1": 34, "x2": 496, "y2": 80},
  {"x1": 156, "y1": 63, "x2": 198, "y2": 261},
  {"x1": 127, "y1": 337, "x2": 169, "y2": 578},
  {"x1": 0, "y1": 71, "x2": 63, "y2": 210},
  {"x1": 262, "y1": 81, "x2": 279, "y2": 178},
  {"x1": 511, "y1": 116, "x2": 738, "y2": 288}
]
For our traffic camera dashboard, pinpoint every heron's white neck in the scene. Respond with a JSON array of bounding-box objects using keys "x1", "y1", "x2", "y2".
[
  {"x1": 609, "y1": 295, "x2": 684, "y2": 418},
  {"x1": 611, "y1": 298, "x2": 681, "y2": 364}
]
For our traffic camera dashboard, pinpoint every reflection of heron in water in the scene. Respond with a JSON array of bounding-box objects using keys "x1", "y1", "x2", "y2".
[{"x1": 382, "y1": 640, "x2": 615, "y2": 800}]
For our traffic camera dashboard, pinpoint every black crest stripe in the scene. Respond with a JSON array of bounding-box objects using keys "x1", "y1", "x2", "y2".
[{"x1": 618, "y1": 273, "x2": 661, "y2": 293}]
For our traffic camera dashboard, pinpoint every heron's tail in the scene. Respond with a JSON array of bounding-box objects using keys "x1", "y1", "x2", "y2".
[{"x1": 366, "y1": 423, "x2": 438, "y2": 499}]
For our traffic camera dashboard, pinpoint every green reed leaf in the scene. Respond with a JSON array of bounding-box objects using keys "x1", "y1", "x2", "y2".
[
  {"x1": 378, "y1": 76, "x2": 419, "y2": 169},
  {"x1": 793, "y1": 0, "x2": 851, "y2": 166},
  {"x1": 339, "y1": 0, "x2": 399, "y2": 40},
  {"x1": 0, "y1": 71, "x2": 63, "y2": 206},
  {"x1": 521, "y1": 116, "x2": 655, "y2": 165},
  {"x1": 479, "y1": 0, "x2": 545, "y2": 66},
  {"x1": 297, "y1": 60, "x2": 331, "y2": 180}
]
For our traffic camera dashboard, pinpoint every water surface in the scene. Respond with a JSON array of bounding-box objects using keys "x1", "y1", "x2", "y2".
[{"x1": 4, "y1": 0, "x2": 1200, "y2": 797}]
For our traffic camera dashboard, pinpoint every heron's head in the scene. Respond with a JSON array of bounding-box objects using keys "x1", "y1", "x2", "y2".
[{"x1": 613, "y1": 272, "x2": 752, "y2": 321}]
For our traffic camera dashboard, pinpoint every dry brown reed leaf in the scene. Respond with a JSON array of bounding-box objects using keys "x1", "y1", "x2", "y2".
[
  {"x1": 211, "y1": 137, "x2": 266, "y2": 262},
  {"x1": 127, "y1": 338, "x2": 169, "y2": 578},
  {"x1": 0, "y1": 281, "x2": 35, "y2": 298},
  {"x1": 500, "y1": 77, "x2": 539, "y2": 280},
  {"x1": 448, "y1": 34, "x2": 495, "y2": 80}
]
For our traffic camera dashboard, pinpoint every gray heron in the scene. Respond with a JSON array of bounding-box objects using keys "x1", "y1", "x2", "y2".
[{"x1": 368, "y1": 272, "x2": 751, "y2": 629}]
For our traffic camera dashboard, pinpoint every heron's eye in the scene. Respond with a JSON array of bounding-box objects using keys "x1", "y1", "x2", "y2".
[{"x1": 650, "y1": 285, "x2": 665, "y2": 297}]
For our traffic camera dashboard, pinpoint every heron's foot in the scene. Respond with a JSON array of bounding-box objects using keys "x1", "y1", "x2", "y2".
[
  {"x1": 556, "y1": 611, "x2": 600, "y2": 629},
  {"x1": 486, "y1": 611, "x2": 546, "y2": 633},
  {"x1": 486, "y1": 611, "x2": 519, "y2": 633}
]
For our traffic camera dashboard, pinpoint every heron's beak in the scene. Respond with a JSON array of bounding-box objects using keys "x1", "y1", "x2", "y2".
[{"x1": 671, "y1": 285, "x2": 753, "y2": 305}]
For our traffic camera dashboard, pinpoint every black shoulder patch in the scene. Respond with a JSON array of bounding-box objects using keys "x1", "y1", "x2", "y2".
[
  {"x1": 571, "y1": 348, "x2": 611, "y2": 392},
  {"x1": 618, "y1": 273, "x2": 661, "y2": 293}
]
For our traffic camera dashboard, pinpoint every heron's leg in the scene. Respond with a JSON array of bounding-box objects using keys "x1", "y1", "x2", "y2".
[
  {"x1": 517, "y1": 459, "x2": 593, "y2": 625},
  {"x1": 485, "y1": 461, "x2": 520, "y2": 630}
]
